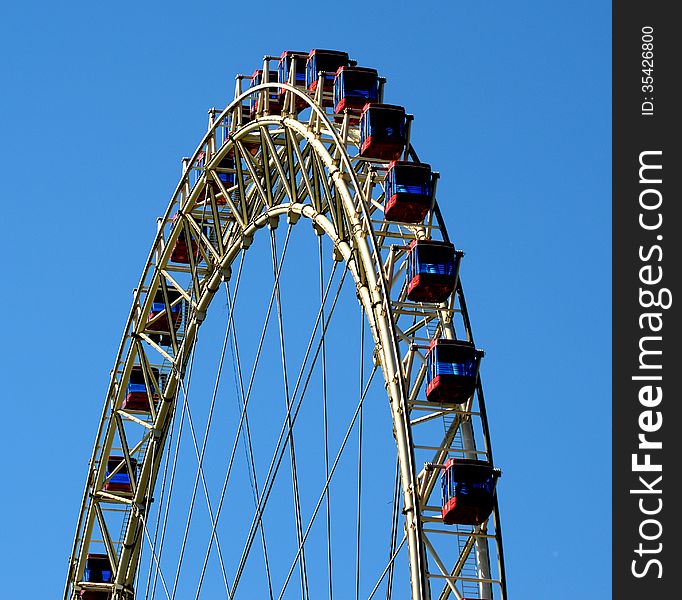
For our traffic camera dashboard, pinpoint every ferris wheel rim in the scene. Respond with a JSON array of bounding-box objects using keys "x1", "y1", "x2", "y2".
[{"x1": 65, "y1": 66, "x2": 505, "y2": 600}]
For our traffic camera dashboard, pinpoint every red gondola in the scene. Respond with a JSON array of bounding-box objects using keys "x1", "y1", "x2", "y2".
[
  {"x1": 170, "y1": 228, "x2": 199, "y2": 264},
  {"x1": 147, "y1": 288, "x2": 183, "y2": 345},
  {"x1": 123, "y1": 365, "x2": 160, "y2": 412},
  {"x1": 170, "y1": 216, "x2": 212, "y2": 265},
  {"x1": 80, "y1": 592, "x2": 110, "y2": 600},
  {"x1": 333, "y1": 66, "x2": 379, "y2": 120},
  {"x1": 441, "y1": 458, "x2": 500, "y2": 525},
  {"x1": 278, "y1": 50, "x2": 309, "y2": 111},
  {"x1": 359, "y1": 103, "x2": 407, "y2": 161},
  {"x1": 305, "y1": 49, "x2": 351, "y2": 106},
  {"x1": 249, "y1": 70, "x2": 283, "y2": 119},
  {"x1": 80, "y1": 553, "x2": 112, "y2": 599},
  {"x1": 103, "y1": 457, "x2": 137, "y2": 493},
  {"x1": 425, "y1": 339, "x2": 482, "y2": 404},
  {"x1": 384, "y1": 161, "x2": 434, "y2": 223},
  {"x1": 406, "y1": 239, "x2": 460, "y2": 303}
]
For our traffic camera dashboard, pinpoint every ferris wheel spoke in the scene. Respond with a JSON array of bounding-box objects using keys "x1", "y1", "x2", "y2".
[
  {"x1": 269, "y1": 227, "x2": 310, "y2": 600},
  {"x1": 318, "y1": 237, "x2": 333, "y2": 600},
  {"x1": 225, "y1": 279, "x2": 275, "y2": 600},
  {"x1": 167, "y1": 256, "x2": 247, "y2": 599},
  {"x1": 137, "y1": 504, "x2": 173, "y2": 600},
  {"x1": 193, "y1": 226, "x2": 300, "y2": 597},
  {"x1": 229, "y1": 262, "x2": 350, "y2": 598},
  {"x1": 153, "y1": 255, "x2": 245, "y2": 600},
  {"x1": 142, "y1": 412, "x2": 174, "y2": 599},
  {"x1": 135, "y1": 442, "x2": 157, "y2": 596},
  {"x1": 143, "y1": 253, "x2": 241, "y2": 600},
  {"x1": 355, "y1": 310, "x2": 365, "y2": 600},
  {"x1": 275, "y1": 365, "x2": 378, "y2": 600},
  {"x1": 170, "y1": 378, "x2": 231, "y2": 599},
  {"x1": 147, "y1": 344, "x2": 202, "y2": 599},
  {"x1": 367, "y1": 535, "x2": 407, "y2": 600},
  {"x1": 385, "y1": 459, "x2": 401, "y2": 600}
]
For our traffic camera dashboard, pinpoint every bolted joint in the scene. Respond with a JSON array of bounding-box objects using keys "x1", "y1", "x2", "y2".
[{"x1": 424, "y1": 462, "x2": 447, "y2": 471}]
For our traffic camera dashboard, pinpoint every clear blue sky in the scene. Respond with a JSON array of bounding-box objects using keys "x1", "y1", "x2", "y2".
[{"x1": 0, "y1": 1, "x2": 611, "y2": 598}]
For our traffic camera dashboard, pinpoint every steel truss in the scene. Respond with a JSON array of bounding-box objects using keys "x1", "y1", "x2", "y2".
[{"x1": 64, "y1": 54, "x2": 507, "y2": 600}]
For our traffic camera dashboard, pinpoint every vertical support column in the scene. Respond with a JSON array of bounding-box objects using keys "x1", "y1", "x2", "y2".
[
  {"x1": 288, "y1": 56, "x2": 297, "y2": 115},
  {"x1": 235, "y1": 75, "x2": 244, "y2": 127},
  {"x1": 262, "y1": 55, "x2": 270, "y2": 116}
]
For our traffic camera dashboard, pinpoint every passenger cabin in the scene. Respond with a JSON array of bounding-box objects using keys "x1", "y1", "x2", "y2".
[
  {"x1": 123, "y1": 365, "x2": 160, "y2": 412},
  {"x1": 441, "y1": 458, "x2": 500, "y2": 526},
  {"x1": 249, "y1": 70, "x2": 283, "y2": 119},
  {"x1": 214, "y1": 156, "x2": 235, "y2": 204},
  {"x1": 197, "y1": 156, "x2": 235, "y2": 206},
  {"x1": 306, "y1": 49, "x2": 351, "y2": 105},
  {"x1": 80, "y1": 591, "x2": 110, "y2": 600},
  {"x1": 147, "y1": 288, "x2": 183, "y2": 345},
  {"x1": 359, "y1": 104, "x2": 407, "y2": 161},
  {"x1": 278, "y1": 50, "x2": 309, "y2": 111},
  {"x1": 170, "y1": 228, "x2": 199, "y2": 264},
  {"x1": 103, "y1": 457, "x2": 137, "y2": 493},
  {"x1": 333, "y1": 66, "x2": 379, "y2": 120},
  {"x1": 80, "y1": 553, "x2": 112, "y2": 599},
  {"x1": 170, "y1": 213, "x2": 213, "y2": 265},
  {"x1": 406, "y1": 239, "x2": 459, "y2": 303},
  {"x1": 384, "y1": 161, "x2": 433, "y2": 223},
  {"x1": 80, "y1": 590, "x2": 110, "y2": 600},
  {"x1": 425, "y1": 339, "x2": 482, "y2": 404}
]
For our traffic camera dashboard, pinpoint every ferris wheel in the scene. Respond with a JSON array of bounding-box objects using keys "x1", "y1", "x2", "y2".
[{"x1": 64, "y1": 49, "x2": 507, "y2": 600}]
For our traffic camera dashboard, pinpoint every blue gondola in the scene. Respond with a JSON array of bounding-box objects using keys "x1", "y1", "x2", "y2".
[
  {"x1": 80, "y1": 554, "x2": 112, "y2": 599},
  {"x1": 215, "y1": 156, "x2": 235, "y2": 204},
  {"x1": 249, "y1": 70, "x2": 282, "y2": 119},
  {"x1": 83, "y1": 554, "x2": 112, "y2": 584},
  {"x1": 123, "y1": 365, "x2": 160, "y2": 412},
  {"x1": 278, "y1": 50, "x2": 309, "y2": 111},
  {"x1": 441, "y1": 458, "x2": 500, "y2": 525},
  {"x1": 406, "y1": 239, "x2": 459, "y2": 303},
  {"x1": 197, "y1": 156, "x2": 235, "y2": 206},
  {"x1": 306, "y1": 49, "x2": 351, "y2": 106},
  {"x1": 385, "y1": 161, "x2": 433, "y2": 223},
  {"x1": 333, "y1": 66, "x2": 379, "y2": 119},
  {"x1": 147, "y1": 288, "x2": 183, "y2": 345},
  {"x1": 103, "y1": 457, "x2": 137, "y2": 493},
  {"x1": 359, "y1": 103, "x2": 407, "y2": 161},
  {"x1": 215, "y1": 156, "x2": 235, "y2": 187},
  {"x1": 425, "y1": 339, "x2": 482, "y2": 404}
]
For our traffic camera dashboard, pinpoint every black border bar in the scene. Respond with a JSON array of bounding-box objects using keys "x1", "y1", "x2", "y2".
[{"x1": 613, "y1": 2, "x2": 681, "y2": 596}]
